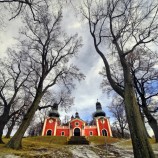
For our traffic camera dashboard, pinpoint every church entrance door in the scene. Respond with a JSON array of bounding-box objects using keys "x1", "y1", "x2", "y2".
[{"x1": 74, "y1": 128, "x2": 80, "y2": 136}]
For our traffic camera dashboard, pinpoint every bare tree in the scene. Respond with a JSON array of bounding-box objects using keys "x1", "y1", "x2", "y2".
[
  {"x1": 0, "y1": 50, "x2": 31, "y2": 144},
  {"x1": 100, "y1": 48, "x2": 158, "y2": 142},
  {"x1": 6, "y1": 5, "x2": 84, "y2": 149},
  {"x1": 81, "y1": 0, "x2": 158, "y2": 157},
  {"x1": 4, "y1": 93, "x2": 30, "y2": 138},
  {"x1": 129, "y1": 49, "x2": 158, "y2": 142},
  {"x1": 108, "y1": 96, "x2": 128, "y2": 138},
  {"x1": 0, "y1": 0, "x2": 48, "y2": 21},
  {"x1": 5, "y1": 108, "x2": 24, "y2": 138}
]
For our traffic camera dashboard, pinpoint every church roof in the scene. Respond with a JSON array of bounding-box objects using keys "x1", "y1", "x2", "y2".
[{"x1": 93, "y1": 101, "x2": 106, "y2": 117}]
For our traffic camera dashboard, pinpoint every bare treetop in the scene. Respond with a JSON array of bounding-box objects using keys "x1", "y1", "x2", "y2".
[
  {"x1": 0, "y1": 0, "x2": 49, "y2": 21},
  {"x1": 81, "y1": 0, "x2": 158, "y2": 55}
]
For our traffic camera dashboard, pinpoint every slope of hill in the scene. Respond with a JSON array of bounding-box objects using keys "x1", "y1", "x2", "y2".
[{"x1": 0, "y1": 136, "x2": 157, "y2": 158}]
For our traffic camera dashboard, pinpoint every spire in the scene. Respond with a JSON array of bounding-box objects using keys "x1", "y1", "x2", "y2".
[
  {"x1": 75, "y1": 112, "x2": 80, "y2": 118},
  {"x1": 71, "y1": 115, "x2": 74, "y2": 120},
  {"x1": 96, "y1": 100, "x2": 102, "y2": 111}
]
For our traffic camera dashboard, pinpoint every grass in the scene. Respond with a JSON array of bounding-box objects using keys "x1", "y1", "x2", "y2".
[
  {"x1": 0, "y1": 136, "x2": 120, "y2": 157},
  {"x1": 0, "y1": 136, "x2": 157, "y2": 157},
  {"x1": 87, "y1": 136, "x2": 120, "y2": 145},
  {"x1": 113, "y1": 138, "x2": 158, "y2": 151},
  {"x1": 0, "y1": 136, "x2": 71, "y2": 158},
  {"x1": 23, "y1": 136, "x2": 68, "y2": 145}
]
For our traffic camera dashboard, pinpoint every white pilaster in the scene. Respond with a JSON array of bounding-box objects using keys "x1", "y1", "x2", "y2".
[
  {"x1": 107, "y1": 118, "x2": 112, "y2": 136},
  {"x1": 54, "y1": 118, "x2": 57, "y2": 136},
  {"x1": 42, "y1": 117, "x2": 47, "y2": 136},
  {"x1": 96, "y1": 118, "x2": 100, "y2": 136}
]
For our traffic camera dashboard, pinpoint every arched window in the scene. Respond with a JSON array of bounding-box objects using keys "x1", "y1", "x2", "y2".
[
  {"x1": 102, "y1": 129, "x2": 107, "y2": 136},
  {"x1": 47, "y1": 130, "x2": 52, "y2": 136}
]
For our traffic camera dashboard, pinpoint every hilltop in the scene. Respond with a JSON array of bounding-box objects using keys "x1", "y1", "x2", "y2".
[{"x1": 0, "y1": 136, "x2": 158, "y2": 158}]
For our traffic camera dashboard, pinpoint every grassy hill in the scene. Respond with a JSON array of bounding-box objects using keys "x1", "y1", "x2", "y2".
[
  {"x1": 0, "y1": 136, "x2": 157, "y2": 158},
  {"x1": 0, "y1": 136, "x2": 119, "y2": 157}
]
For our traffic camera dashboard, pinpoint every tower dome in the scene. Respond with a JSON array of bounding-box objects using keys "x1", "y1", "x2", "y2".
[
  {"x1": 49, "y1": 103, "x2": 60, "y2": 117},
  {"x1": 71, "y1": 115, "x2": 74, "y2": 120},
  {"x1": 75, "y1": 112, "x2": 80, "y2": 118},
  {"x1": 93, "y1": 101, "x2": 106, "y2": 117}
]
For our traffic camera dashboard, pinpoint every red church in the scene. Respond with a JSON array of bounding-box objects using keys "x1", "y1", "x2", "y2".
[{"x1": 42, "y1": 101, "x2": 112, "y2": 137}]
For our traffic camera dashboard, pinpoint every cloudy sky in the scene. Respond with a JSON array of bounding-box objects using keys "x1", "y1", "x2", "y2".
[
  {"x1": 58, "y1": 6, "x2": 114, "y2": 122},
  {"x1": 0, "y1": 3, "x2": 113, "y2": 124}
]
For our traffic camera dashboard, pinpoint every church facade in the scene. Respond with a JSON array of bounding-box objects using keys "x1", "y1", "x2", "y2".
[{"x1": 42, "y1": 102, "x2": 112, "y2": 137}]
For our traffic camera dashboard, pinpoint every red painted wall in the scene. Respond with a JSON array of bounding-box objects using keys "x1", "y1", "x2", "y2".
[
  {"x1": 98, "y1": 118, "x2": 111, "y2": 136},
  {"x1": 70, "y1": 119, "x2": 84, "y2": 130},
  {"x1": 43, "y1": 117, "x2": 112, "y2": 137},
  {"x1": 44, "y1": 118, "x2": 56, "y2": 136},
  {"x1": 84, "y1": 127, "x2": 98, "y2": 136},
  {"x1": 56, "y1": 128, "x2": 69, "y2": 136}
]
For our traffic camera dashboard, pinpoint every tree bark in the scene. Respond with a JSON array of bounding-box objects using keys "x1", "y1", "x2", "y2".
[
  {"x1": 141, "y1": 113, "x2": 151, "y2": 139},
  {"x1": 142, "y1": 106, "x2": 158, "y2": 143},
  {"x1": 0, "y1": 122, "x2": 5, "y2": 144},
  {"x1": 0, "y1": 112, "x2": 10, "y2": 143},
  {"x1": 5, "y1": 120, "x2": 15, "y2": 138},
  {"x1": 121, "y1": 127, "x2": 125, "y2": 138},
  {"x1": 122, "y1": 58, "x2": 155, "y2": 158},
  {"x1": 6, "y1": 92, "x2": 43, "y2": 149}
]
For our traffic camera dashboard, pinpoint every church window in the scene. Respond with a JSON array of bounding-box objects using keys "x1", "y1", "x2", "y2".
[
  {"x1": 61, "y1": 131, "x2": 65, "y2": 136},
  {"x1": 75, "y1": 122, "x2": 79, "y2": 126},
  {"x1": 90, "y1": 131, "x2": 93, "y2": 136}
]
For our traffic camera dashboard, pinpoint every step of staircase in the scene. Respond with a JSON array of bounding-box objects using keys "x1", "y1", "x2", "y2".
[{"x1": 68, "y1": 136, "x2": 89, "y2": 145}]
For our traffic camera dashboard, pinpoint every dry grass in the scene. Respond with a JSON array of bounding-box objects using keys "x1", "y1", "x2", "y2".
[
  {"x1": 1, "y1": 136, "x2": 157, "y2": 157},
  {"x1": 0, "y1": 136, "x2": 120, "y2": 157},
  {"x1": 113, "y1": 138, "x2": 158, "y2": 151},
  {"x1": 0, "y1": 136, "x2": 71, "y2": 158},
  {"x1": 87, "y1": 136, "x2": 120, "y2": 145}
]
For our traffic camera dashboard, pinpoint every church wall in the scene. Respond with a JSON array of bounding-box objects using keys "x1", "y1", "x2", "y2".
[
  {"x1": 70, "y1": 119, "x2": 84, "y2": 130},
  {"x1": 97, "y1": 118, "x2": 111, "y2": 136},
  {"x1": 43, "y1": 118, "x2": 56, "y2": 136},
  {"x1": 56, "y1": 128, "x2": 69, "y2": 136},
  {"x1": 84, "y1": 127, "x2": 98, "y2": 136},
  {"x1": 42, "y1": 101, "x2": 113, "y2": 137}
]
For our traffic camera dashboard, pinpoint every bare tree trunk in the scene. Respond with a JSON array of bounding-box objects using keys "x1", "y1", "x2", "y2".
[
  {"x1": 143, "y1": 106, "x2": 158, "y2": 143},
  {"x1": 141, "y1": 113, "x2": 151, "y2": 139},
  {"x1": 122, "y1": 59, "x2": 155, "y2": 158},
  {"x1": 0, "y1": 123, "x2": 5, "y2": 144},
  {"x1": 5, "y1": 121, "x2": 15, "y2": 138},
  {"x1": 6, "y1": 93, "x2": 43, "y2": 149},
  {"x1": 0, "y1": 114, "x2": 10, "y2": 143},
  {"x1": 121, "y1": 127, "x2": 125, "y2": 138}
]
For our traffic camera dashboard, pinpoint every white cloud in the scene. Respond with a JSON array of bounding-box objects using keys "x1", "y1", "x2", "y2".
[{"x1": 68, "y1": 22, "x2": 82, "y2": 29}]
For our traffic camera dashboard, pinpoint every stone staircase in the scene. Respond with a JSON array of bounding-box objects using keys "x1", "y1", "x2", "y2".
[{"x1": 67, "y1": 136, "x2": 89, "y2": 145}]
